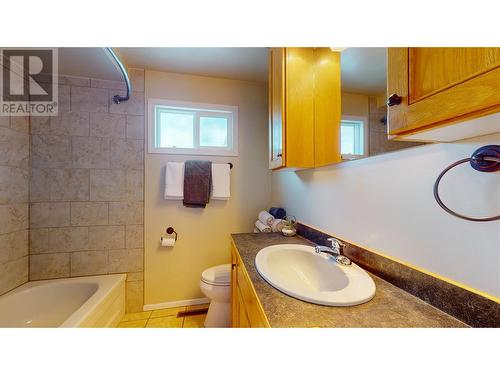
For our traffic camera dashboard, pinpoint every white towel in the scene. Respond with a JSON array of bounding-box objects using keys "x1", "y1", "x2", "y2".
[
  {"x1": 164, "y1": 162, "x2": 184, "y2": 200},
  {"x1": 255, "y1": 220, "x2": 271, "y2": 233},
  {"x1": 211, "y1": 163, "x2": 231, "y2": 200},
  {"x1": 271, "y1": 219, "x2": 285, "y2": 233},
  {"x1": 258, "y1": 211, "x2": 274, "y2": 226}
]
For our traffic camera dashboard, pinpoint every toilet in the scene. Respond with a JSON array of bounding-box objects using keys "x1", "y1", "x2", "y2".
[{"x1": 199, "y1": 264, "x2": 231, "y2": 327}]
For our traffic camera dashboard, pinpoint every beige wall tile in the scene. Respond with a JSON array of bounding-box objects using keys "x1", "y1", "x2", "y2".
[
  {"x1": 29, "y1": 228, "x2": 49, "y2": 254},
  {"x1": 109, "y1": 201, "x2": 143, "y2": 225},
  {"x1": 59, "y1": 75, "x2": 90, "y2": 87},
  {"x1": 126, "y1": 280, "x2": 144, "y2": 313},
  {"x1": 109, "y1": 139, "x2": 144, "y2": 170},
  {"x1": 50, "y1": 169, "x2": 90, "y2": 201},
  {"x1": 0, "y1": 166, "x2": 29, "y2": 204},
  {"x1": 88, "y1": 225, "x2": 125, "y2": 250},
  {"x1": 9, "y1": 116, "x2": 29, "y2": 133},
  {"x1": 70, "y1": 202, "x2": 108, "y2": 226},
  {"x1": 0, "y1": 230, "x2": 28, "y2": 263},
  {"x1": 30, "y1": 116, "x2": 51, "y2": 134},
  {"x1": 90, "y1": 113, "x2": 126, "y2": 138},
  {"x1": 71, "y1": 137, "x2": 110, "y2": 168},
  {"x1": 48, "y1": 227, "x2": 89, "y2": 252},
  {"x1": 31, "y1": 135, "x2": 71, "y2": 168},
  {"x1": 50, "y1": 112, "x2": 90, "y2": 136},
  {"x1": 90, "y1": 169, "x2": 126, "y2": 201},
  {"x1": 109, "y1": 248, "x2": 143, "y2": 273},
  {"x1": 126, "y1": 170, "x2": 144, "y2": 201},
  {"x1": 0, "y1": 127, "x2": 30, "y2": 168},
  {"x1": 0, "y1": 204, "x2": 28, "y2": 234},
  {"x1": 126, "y1": 225, "x2": 143, "y2": 249},
  {"x1": 30, "y1": 253, "x2": 70, "y2": 280},
  {"x1": 0, "y1": 116, "x2": 10, "y2": 128},
  {"x1": 30, "y1": 168, "x2": 51, "y2": 202},
  {"x1": 70, "y1": 250, "x2": 108, "y2": 277},
  {"x1": 0, "y1": 256, "x2": 28, "y2": 295},
  {"x1": 91, "y1": 78, "x2": 126, "y2": 91},
  {"x1": 58, "y1": 84, "x2": 71, "y2": 113},
  {"x1": 126, "y1": 271, "x2": 143, "y2": 282},
  {"x1": 30, "y1": 202, "x2": 70, "y2": 228},
  {"x1": 128, "y1": 69, "x2": 145, "y2": 93},
  {"x1": 71, "y1": 86, "x2": 108, "y2": 113},
  {"x1": 126, "y1": 115, "x2": 144, "y2": 140},
  {"x1": 109, "y1": 91, "x2": 144, "y2": 115}
]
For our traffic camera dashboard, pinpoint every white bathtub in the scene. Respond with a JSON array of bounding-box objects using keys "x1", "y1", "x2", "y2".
[{"x1": 0, "y1": 274, "x2": 126, "y2": 328}]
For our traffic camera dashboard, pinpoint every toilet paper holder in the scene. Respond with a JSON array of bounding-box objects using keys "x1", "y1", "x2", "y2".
[{"x1": 165, "y1": 227, "x2": 178, "y2": 241}]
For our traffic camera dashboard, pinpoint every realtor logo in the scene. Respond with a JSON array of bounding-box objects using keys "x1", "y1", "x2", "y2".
[{"x1": 0, "y1": 48, "x2": 58, "y2": 116}]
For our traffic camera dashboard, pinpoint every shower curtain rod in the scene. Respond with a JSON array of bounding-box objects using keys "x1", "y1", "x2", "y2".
[{"x1": 105, "y1": 47, "x2": 131, "y2": 104}]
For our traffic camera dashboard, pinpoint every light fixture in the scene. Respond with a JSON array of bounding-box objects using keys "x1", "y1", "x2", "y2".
[{"x1": 330, "y1": 47, "x2": 347, "y2": 52}]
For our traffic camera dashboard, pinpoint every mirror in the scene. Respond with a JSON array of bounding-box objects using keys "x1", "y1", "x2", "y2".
[{"x1": 340, "y1": 47, "x2": 424, "y2": 161}]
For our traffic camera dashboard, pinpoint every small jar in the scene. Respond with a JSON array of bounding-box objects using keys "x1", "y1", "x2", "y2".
[{"x1": 281, "y1": 215, "x2": 297, "y2": 237}]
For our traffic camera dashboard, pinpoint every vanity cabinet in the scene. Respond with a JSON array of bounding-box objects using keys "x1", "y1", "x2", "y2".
[
  {"x1": 231, "y1": 242, "x2": 270, "y2": 328},
  {"x1": 387, "y1": 47, "x2": 500, "y2": 141},
  {"x1": 268, "y1": 47, "x2": 342, "y2": 170}
]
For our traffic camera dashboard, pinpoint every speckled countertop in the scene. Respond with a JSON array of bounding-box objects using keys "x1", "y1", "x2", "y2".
[{"x1": 232, "y1": 233, "x2": 468, "y2": 328}]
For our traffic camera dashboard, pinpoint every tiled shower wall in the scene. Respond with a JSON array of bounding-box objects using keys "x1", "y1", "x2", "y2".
[
  {"x1": 29, "y1": 69, "x2": 145, "y2": 312},
  {"x1": 368, "y1": 96, "x2": 421, "y2": 155},
  {"x1": 0, "y1": 115, "x2": 29, "y2": 295}
]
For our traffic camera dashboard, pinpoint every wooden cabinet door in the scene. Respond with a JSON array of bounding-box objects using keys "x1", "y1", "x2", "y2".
[
  {"x1": 269, "y1": 47, "x2": 285, "y2": 169},
  {"x1": 231, "y1": 250, "x2": 238, "y2": 327},
  {"x1": 388, "y1": 47, "x2": 500, "y2": 137},
  {"x1": 237, "y1": 287, "x2": 250, "y2": 328}
]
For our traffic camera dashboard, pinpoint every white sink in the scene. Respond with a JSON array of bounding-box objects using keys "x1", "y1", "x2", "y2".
[{"x1": 255, "y1": 244, "x2": 376, "y2": 306}]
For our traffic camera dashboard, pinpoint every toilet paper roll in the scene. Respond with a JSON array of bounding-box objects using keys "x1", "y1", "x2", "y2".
[{"x1": 161, "y1": 237, "x2": 176, "y2": 247}]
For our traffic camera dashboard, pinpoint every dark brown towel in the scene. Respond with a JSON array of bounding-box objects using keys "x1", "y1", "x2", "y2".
[{"x1": 183, "y1": 160, "x2": 212, "y2": 208}]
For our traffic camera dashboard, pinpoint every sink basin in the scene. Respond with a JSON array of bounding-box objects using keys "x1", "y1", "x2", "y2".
[{"x1": 255, "y1": 244, "x2": 376, "y2": 306}]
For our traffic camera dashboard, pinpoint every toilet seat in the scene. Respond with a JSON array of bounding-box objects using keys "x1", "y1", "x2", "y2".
[{"x1": 201, "y1": 264, "x2": 231, "y2": 286}]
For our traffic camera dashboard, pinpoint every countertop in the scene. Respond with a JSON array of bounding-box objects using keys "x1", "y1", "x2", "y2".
[{"x1": 231, "y1": 233, "x2": 468, "y2": 328}]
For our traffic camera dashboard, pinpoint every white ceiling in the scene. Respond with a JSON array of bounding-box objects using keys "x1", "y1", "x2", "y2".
[
  {"x1": 340, "y1": 47, "x2": 387, "y2": 95},
  {"x1": 57, "y1": 47, "x2": 387, "y2": 95},
  {"x1": 58, "y1": 48, "x2": 123, "y2": 81},
  {"x1": 116, "y1": 47, "x2": 269, "y2": 82}
]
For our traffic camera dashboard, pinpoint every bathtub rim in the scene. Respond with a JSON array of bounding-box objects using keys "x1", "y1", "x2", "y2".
[{"x1": 0, "y1": 274, "x2": 126, "y2": 328}]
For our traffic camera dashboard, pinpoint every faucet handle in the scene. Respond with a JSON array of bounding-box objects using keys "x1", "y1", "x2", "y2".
[{"x1": 327, "y1": 238, "x2": 344, "y2": 252}]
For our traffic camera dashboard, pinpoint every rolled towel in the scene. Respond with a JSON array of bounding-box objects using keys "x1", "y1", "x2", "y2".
[
  {"x1": 269, "y1": 207, "x2": 286, "y2": 219},
  {"x1": 255, "y1": 220, "x2": 271, "y2": 233},
  {"x1": 253, "y1": 227, "x2": 260, "y2": 233},
  {"x1": 271, "y1": 219, "x2": 285, "y2": 233},
  {"x1": 258, "y1": 211, "x2": 274, "y2": 226}
]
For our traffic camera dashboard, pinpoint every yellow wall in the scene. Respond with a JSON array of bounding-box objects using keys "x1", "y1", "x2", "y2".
[
  {"x1": 144, "y1": 70, "x2": 270, "y2": 306},
  {"x1": 341, "y1": 92, "x2": 369, "y2": 117}
]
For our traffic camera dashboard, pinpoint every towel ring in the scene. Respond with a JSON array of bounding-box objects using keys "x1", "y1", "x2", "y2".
[{"x1": 433, "y1": 145, "x2": 500, "y2": 222}]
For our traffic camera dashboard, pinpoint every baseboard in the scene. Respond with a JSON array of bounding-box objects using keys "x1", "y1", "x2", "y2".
[{"x1": 143, "y1": 297, "x2": 210, "y2": 311}]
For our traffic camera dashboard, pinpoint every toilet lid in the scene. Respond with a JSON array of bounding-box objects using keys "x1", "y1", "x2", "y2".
[{"x1": 201, "y1": 264, "x2": 231, "y2": 286}]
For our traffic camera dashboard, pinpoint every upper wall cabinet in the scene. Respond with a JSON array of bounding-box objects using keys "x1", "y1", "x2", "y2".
[
  {"x1": 268, "y1": 47, "x2": 342, "y2": 170},
  {"x1": 387, "y1": 48, "x2": 500, "y2": 141}
]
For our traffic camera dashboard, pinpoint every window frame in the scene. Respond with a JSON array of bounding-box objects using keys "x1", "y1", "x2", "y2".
[
  {"x1": 340, "y1": 115, "x2": 368, "y2": 160},
  {"x1": 148, "y1": 98, "x2": 239, "y2": 156}
]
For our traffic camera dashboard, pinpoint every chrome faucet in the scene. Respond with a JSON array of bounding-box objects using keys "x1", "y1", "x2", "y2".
[{"x1": 314, "y1": 238, "x2": 352, "y2": 266}]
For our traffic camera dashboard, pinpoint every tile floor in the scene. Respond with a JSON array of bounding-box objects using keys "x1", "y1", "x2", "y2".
[{"x1": 116, "y1": 304, "x2": 209, "y2": 328}]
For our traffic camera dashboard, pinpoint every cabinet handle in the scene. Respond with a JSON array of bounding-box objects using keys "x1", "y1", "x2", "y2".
[
  {"x1": 387, "y1": 94, "x2": 402, "y2": 107},
  {"x1": 231, "y1": 264, "x2": 236, "y2": 269}
]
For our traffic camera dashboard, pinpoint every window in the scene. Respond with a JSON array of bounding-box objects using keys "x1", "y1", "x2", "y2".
[
  {"x1": 340, "y1": 116, "x2": 367, "y2": 159},
  {"x1": 148, "y1": 99, "x2": 238, "y2": 156}
]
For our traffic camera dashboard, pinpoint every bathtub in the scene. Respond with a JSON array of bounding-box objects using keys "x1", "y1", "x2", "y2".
[{"x1": 0, "y1": 274, "x2": 126, "y2": 328}]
